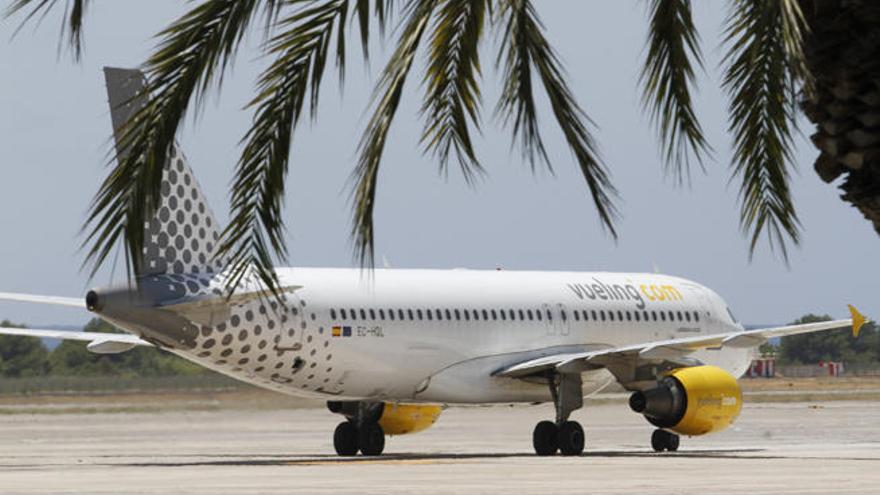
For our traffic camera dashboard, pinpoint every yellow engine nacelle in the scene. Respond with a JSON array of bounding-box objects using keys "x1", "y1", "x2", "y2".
[
  {"x1": 378, "y1": 403, "x2": 443, "y2": 436},
  {"x1": 629, "y1": 365, "x2": 742, "y2": 436}
]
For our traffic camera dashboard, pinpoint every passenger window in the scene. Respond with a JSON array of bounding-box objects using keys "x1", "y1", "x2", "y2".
[
  {"x1": 416, "y1": 309, "x2": 422, "y2": 320},
  {"x1": 388, "y1": 309, "x2": 395, "y2": 321},
  {"x1": 574, "y1": 311, "x2": 580, "y2": 321},
  {"x1": 684, "y1": 312, "x2": 691, "y2": 322},
  {"x1": 546, "y1": 309, "x2": 552, "y2": 321},
  {"x1": 398, "y1": 309, "x2": 405, "y2": 320},
  {"x1": 600, "y1": 310, "x2": 606, "y2": 321},
  {"x1": 407, "y1": 309, "x2": 414, "y2": 320},
  {"x1": 617, "y1": 310, "x2": 623, "y2": 321},
  {"x1": 491, "y1": 309, "x2": 497, "y2": 320},
  {"x1": 369, "y1": 309, "x2": 376, "y2": 320},
  {"x1": 482, "y1": 309, "x2": 489, "y2": 320},
  {"x1": 360, "y1": 309, "x2": 367, "y2": 320},
  {"x1": 642, "y1": 311, "x2": 649, "y2": 321},
  {"x1": 454, "y1": 309, "x2": 461, "y2": 320},
  {"x1": 694, "y1": 311, "x2": 700, "y2": 322},
  {"x1": 668, "y1": 310, "x2": 674, "y2": 321},
  {"x1": 536, "y1": 310, "x2": 542, "y2": 321},
  {"x1": 340, "y1": 308, "x2": 347, "y2": 320},
  {"x1": 330, "y1": 309, "x2": 337, "y2": 320},
  {"x1": 626, "y1": 311, "x2": 632, "y2": 321},
  {"x1": 561, "y1": 310, "x2": 567, "y2": 322},
  {"x1": 471, "y1": 310, "x2": 479, "y2": 321},
  {"x1": 379, "y1": 309, "x2": 385, "y2": 320},
  {"x1": 464, "y1": 309, "x2": 470, "y2": 321},
  {"x1": 651, "y1": 311, "x2": 657, "y2": 321},
  {"x1": 660, "y1": 312, "x2": 666, "y2": 321},
  {"x1": 592, "y1": 310, "x2": 598, "y2": 320},
  {"x1": 634, "y1": 311, "x2": 640, "y2": 322},
  {"x1": 350, "y1": 308, "x2": 357, "y2": 319},
  {"x1": 609, "y1": 311, "x2": 615, "y2": 322},
  {"x1": 500, "y1": 310, "x2": 507, "y2": 321},
  {"x1": 583, "y1": 310, "x2": 589, "y2": 321},
  {"x1": 445, "y1": 309, "x2": 452, "y2": 320},
  {"x1": 509, "y1": 309, "x2": 516, "y2": 320},
  {"x1": 436, "y1": 309, "x2": 443, "y2": 321},
  {"x1": 527, "y1": 310, "x2": 533, "y2": 320},
  {"x1": 426, "y1": 310, "x2": 432, "y2": 321},
  {"x1": 519, "y1": 309, "x2": 525, "y2": 320}
]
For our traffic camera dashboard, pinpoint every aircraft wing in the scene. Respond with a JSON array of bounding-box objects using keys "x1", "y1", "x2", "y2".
[
  {"x1": 0, "y1": 326, "x2": 151, "y2": 354},
  {"x1": 494, "y1": 306, "x2": 867, "y2": 379}
]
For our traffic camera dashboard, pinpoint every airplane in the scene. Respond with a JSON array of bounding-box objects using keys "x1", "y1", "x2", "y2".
[{"x1": 0, "y1": 68, "x2": 867, "y2": 457}]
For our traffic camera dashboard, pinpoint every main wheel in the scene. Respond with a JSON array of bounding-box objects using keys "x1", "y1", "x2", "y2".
[
  {"x1": 532, "y1": 420, "x2": 559, "y2": 456},
  {"x1": 358, "y1": 422, "x2": 385, "y2": 456},
  {"x1": 333, "y1": 421, "x2": 359, "y2": 456},
  {"x1": 666, "y1": 432, "x2": 680, "y2": 452},
  {"x1": 557, "y1": 421, "x2": 585, "y2": 456}
]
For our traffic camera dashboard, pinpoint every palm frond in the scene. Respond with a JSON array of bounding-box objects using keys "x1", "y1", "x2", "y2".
[
  {"x1": 352, "y1": 0, "x2": 438, "y2": 267},
  {"x1": 218, "y1": 0, "x2": 351, "y2": 297},
  {"x1": 496, "y1": 0, "x2": 619, "y2": 236},
  {"x1": 420, "y1": 0, "x2": 488, "y2": 182},
  {"x1": 640, "y1": 0, "x2": 710, "y2": 183},
  {"x1": 6, "y1": 0, "x2": 91, "y2": 60},
  {"x1": 722, "y1": 0, "x2": 810, "y2": 261},
  {"x1": 82, "y1": 0, "x2": 273, "y2": 280}
]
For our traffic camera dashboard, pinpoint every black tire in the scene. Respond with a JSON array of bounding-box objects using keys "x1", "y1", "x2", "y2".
[
  {"x1": 333, "y1": 422, "x2": 359, "y2": 456},
  {"x1": 651, "y1": 429, "x2": 669, "y2": 452},
  {"x1": 557, "y1": 421, "x2": 585, "y2": 456},
  {"x1": 666, "y1": 432, "x2": 680, "y2": 452},
  {"x1": 358, "y1": 422, "x2": 385, "y2": 456},
  {"x1": 532, "y1": 420, "x2": 559, "y2": 456}
]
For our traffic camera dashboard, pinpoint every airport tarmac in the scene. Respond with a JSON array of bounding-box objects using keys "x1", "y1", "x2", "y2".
[{"x1": 1, "y1": 399, "x2": 878, "y2": 494}]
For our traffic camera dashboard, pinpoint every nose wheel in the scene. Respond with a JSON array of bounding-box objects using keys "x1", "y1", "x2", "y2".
[{"x1": 651, "y1": 428, "x2": 680, "y2": 452}]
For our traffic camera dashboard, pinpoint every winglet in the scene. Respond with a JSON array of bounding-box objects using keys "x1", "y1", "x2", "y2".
[{"x1": 848, "y1": 304, "x2": 867, "y2": 338}]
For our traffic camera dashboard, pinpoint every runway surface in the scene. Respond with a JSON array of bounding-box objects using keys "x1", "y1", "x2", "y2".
[{"x1": 1, "y1": 399, "x2": 878, "y2": 494}]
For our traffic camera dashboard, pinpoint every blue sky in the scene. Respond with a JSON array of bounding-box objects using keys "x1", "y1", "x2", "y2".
[{"x1": 1, "y1": 1, "x2": 876, "y2": 327}]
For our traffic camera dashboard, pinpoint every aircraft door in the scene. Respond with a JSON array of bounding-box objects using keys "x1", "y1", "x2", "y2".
[
  {"x1": 556, "y1": 303, "x2": 571, "y2": 336},
  {"x1": 276, "y1": 293, "x2": 305, "y2": 351}
]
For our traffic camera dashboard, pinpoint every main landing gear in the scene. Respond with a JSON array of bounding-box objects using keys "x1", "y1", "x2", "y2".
[
  {"x1": 651, "y1": 428, "x2": 679, "y2": 452},
  {"x1": 532, "y1": 372, "x2": 586, "y2": 456},
  {"x1": 328, "y1": 401, "x2": 385, "y2": 456}
]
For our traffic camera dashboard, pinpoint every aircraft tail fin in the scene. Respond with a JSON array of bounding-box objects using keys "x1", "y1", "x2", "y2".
[{"x1": 103, "y1": 67, "x2": 226, "y2": 277}]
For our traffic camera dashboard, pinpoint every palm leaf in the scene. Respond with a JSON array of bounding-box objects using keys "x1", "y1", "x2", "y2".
[
  {"x1": 82, "y1": 0, "x2": 274, "y2": 280},
  {"x1": 496, "y1": 0, "x2": 619, "y2": 236},
  {"x1": 420, "y1": 0, "x2": 488, "y2": 181},
  {"x1": 352, "y1": 0, "x2": 438, "y2": 267},
  {"x1": 5, "y1": 0, "x2": 90, "y2": 60},
  {"x1": 640, "y1": 0, "x2": 711, "y2": 183},
  {"x1": 218, "y1": 0, "x2": 351, "y2": 297},
  {"x1": 721, "y1": 0, "x2": 810, "y2": 261}
]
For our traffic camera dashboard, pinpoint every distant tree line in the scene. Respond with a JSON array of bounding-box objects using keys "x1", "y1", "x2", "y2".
[
  {"x1": 0, "y1": 319, "x2": 208, "y2": 378},
  {"x1": 767, "y1": 314, "x2": 880, "y2": 366}
]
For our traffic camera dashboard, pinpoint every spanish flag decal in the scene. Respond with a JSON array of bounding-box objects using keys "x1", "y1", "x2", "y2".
[{"x1": 332, "y1": 326, "x2": 342, "y2": 337}]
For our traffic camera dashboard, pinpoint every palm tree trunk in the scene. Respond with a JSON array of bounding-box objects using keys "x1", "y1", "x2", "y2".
[{"x1": 800, "y1": 0, "x2": 880, "y2": 234}]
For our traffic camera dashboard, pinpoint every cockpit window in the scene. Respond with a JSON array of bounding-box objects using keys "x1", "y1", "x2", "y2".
[{"x1": 726, "y1": 307, "x2": 738, "y2": 323}]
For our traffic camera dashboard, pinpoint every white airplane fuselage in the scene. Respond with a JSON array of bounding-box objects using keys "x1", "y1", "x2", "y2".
[{"x1": 103, "y1": 268, "x2": 752, "y2": 405}]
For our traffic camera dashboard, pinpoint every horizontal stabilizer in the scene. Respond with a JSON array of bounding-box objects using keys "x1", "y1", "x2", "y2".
[
  {"x1": 0, "y1": 327, "x2": 150, "y2": 354},
  {"x1": 0, "y1": 292, "x2": 84, "y2": 308},
  {"x1": 158, "y1": 285, "x2": 302, "y2": 326}
]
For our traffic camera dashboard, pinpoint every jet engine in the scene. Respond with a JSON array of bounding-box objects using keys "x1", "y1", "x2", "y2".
[
  {"x1": 327, "y1": 401, "x2": 442, "y2": 435},
  {"x1": 378, "y1": 403, "x2": 443, "y2": 435},
  {"x1": 628, "y1": 365, "x2": 742, "y2": 436}
]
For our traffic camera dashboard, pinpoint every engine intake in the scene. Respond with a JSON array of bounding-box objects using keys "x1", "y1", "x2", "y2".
[{"x1": 629, "y1": 365, "x2": 742, "y2": 436}]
